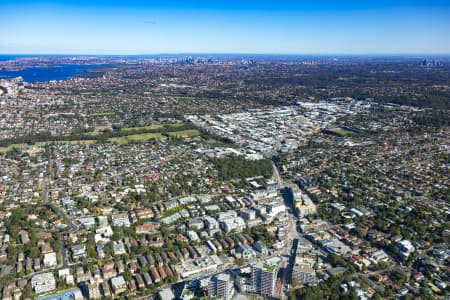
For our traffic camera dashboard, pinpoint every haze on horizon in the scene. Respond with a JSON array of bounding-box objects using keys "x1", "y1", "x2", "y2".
[{"x1": 1, "y1": 0, "x2": 450, "y2": 55}]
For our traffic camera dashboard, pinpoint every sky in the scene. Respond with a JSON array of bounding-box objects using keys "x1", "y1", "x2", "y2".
[{"x1": 1, "y1": 0, "x2": 450, "y2": 55}]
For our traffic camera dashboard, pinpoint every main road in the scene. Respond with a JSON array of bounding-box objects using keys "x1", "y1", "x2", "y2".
[
  {"x1": 271, "y1": 160, "x2": 283, "y2": 186},
  {"x1": 42, "y1": 145, "x2": 77, "y2": 267}
]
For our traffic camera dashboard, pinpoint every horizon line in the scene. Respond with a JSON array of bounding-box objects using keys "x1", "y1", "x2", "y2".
[{"x1": 1, "y1": 52, "x2": 450, "y2": 57}]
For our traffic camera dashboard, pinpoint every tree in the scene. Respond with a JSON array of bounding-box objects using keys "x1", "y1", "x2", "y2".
[
  {"x1": 327, "y1": 253, "x2": 347, "y2": 267},
  {"x1": 29, "y1": 247, "x2": 40, "y2": 259},
  {"x1": 23, "y1": 282, "x2": 33, "y2": 299}
]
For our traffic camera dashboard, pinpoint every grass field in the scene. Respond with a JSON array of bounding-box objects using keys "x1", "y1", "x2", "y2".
[
  {"x1": 95, "y1": 125, "x2": 111, "y2": 131},
  {"x1": 167, "y1": 129, "x2": 201, "y2": 138},
  {"x1": 108, "y1": 132, "x2": 164, "y2": 144},
  {"x1": 83, "y1": 131, "x2": 103, "y2": 137},
  {"x1": 174, "y1": 96, "x2": 195, "y2": 100},
  {"x1": 38, "y1": 140, "x2": 98, "y2": 146},
  {"x1": 64, "y1": 131, "x2": 101, "y2": 137},
  {"x1": 0, "y1": 122, "x2": 197, "y2": 150},
  {"x1": 67, "y1": 140, "x2": 97, "y2": 145},
  {"x1": 0, "y1": 140, "x2": 97, "y2": 152},
  {"x1": 337, "y1": 76, "x2": 361, "y2": 81},
  {"x1": 332, "y1": 128, "x2": 353, "y2": 136},
  {"x1": 120, "y1": 123, "x2": 184, "y2": 133},
  {"x1": 90, "y1": 112, "x2": 115, "y2": 117},
  {"x1": 7, "y1": 143, "x2": 31, "y2": 149}
]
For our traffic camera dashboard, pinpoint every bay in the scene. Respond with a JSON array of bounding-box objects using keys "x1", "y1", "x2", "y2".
[{"x1": 0, "y1": 63, "x2": 110, "y2": 82}]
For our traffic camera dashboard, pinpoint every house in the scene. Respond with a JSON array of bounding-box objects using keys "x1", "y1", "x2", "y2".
[
  {"x1": 19, "y1": 231, "x2": 30, "y2": 244},
  {"x1": 101, "y1": 281, "x2": 111, "y2": 297},
  {"x1": 136, "y1": 221, "x2": 160, "y2": 234},
  {"x1": 98, "y1": 206, "x2": 114, "y2": 215},
  {"x1": 395, "y1": 240, "x2": 415, "y2": 258},
  {"x1": 40, "y1": 242, "x2": 53, "y2": 254},
  {"x1": 113, "y1": 241, "x2": 127, "y2": 256},
  {"x1": 143, "y1": 272, "x2": 153, "y2": 286},
  {"x1": 97, "y1": 215, "x2": 109, "y2": 227},
  {"x1": 135, "y1": 274, "x2": 145, "y2": 289},
  {"x1": 374, "y1": 273, "x2": 388, "y2": 282},
  {"x1": 77, "y1": 216, "x2": 96, "y2": 229},
  {"x1": 93, "y1": 265, "x2": 101, "y2": 279},
  {"x1": 235, "y1": 244, "x2": 255, "y2": 260},
  {"x1": 206, "y1": 240, "x2": 217, "y2": 253},
  {"x1": 186, "y1": 231, "x2": 199, "y2": 242},
  {"x1": 178, "y1": 196, "x2": 196, "y2": 205},
  {"x1": 127, "y1": 258, "x2": 138, "y2": 273},
  {"x1": 116, "y1": 261, "x2": 125, "y2": 274},
  {"x1": 25, "y1": 257, "x2": 33, "y2": 272},
  {"x1": 110, "y1": 276, "x2": 127, "y2": 294},
  {"x1": 111, "y1": 214, "x2": 131, "y2": 227},
  {"x1": 150, "y1": 267, "x2": 161, "y2": 283},
  {"x1": 158, "y1": 266, "x2": 167, "y2": 279},
  {"x1": 253, "y1": 241, "x2": 269, "y2": 255},
  {"x1": 34, "y1": 258, "x2": 41, "y2": 271},
  {"x1": 319, "y1": 238, "x2": 351, "y2": 255},
  {"x1": 138, "y1": 255, "x2": 148, "y2": 267},
  {"x1": 128, "y1": 280, "x2": 136, "y2": 293},
  {"x1": 204, "y1": 216, "x2": 219, "y2": 230},
  {"x1": 75, "y1": 266, "x2": 91, "y2": 283},
  {"x1": 96, "y1": 225, "x2": 114, "y2": 239},
  {"x1": 96, "y1": 244, "x2": 105, "y2": 259},
  {"x1": 350, "y1": 255, "x2": 371, "y2": 271},
  {"x1": 71, "y1": 244, "x2": 87, "y2": 260},
  {"x1": 87, "y1": 280, "x2": 102, "y2": 299},
  {"x1": 187, "y1": 218, "x2": 204, "y2": 230},
  {"x1": 136, "y1": 208, "x2": 154, "y2": 220},
  {"x1": 0, "y1": 250, "x2": 7, "y2": 263},
  {"x1": 370, "y1": 250, "x2": 389, "y2": 264},
  {"x1": 102, "y1": 261, "x2": 117, "y2": 279},
  {"x1": 163, "y1": 200, "x2": 179, "y2": 210}
]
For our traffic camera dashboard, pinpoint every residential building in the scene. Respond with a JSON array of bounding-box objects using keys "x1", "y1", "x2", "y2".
[
  {"x1": 220, "y1": 217, "x2": 246, "y2": 233},
  {"x1": 247, "y1": 260, "x2": 278, "y2": 297},
  {"x1": 43, "y1": 252, "x2": 57, "y2": 268},
  {"x1": 31, "y1": 272, "x2": 56, "y2": 294},
  {"x1": 208, "y1": 273, "x2": 234, "y2": 300}
]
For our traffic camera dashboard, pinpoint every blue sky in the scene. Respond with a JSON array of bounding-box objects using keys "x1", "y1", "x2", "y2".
[{"x1": 1, "y1": 0, "x2": 450, "y2": 54}]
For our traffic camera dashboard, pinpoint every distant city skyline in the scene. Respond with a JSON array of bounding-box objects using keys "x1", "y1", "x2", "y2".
[{"x1": 1, "y1": 0, "x2": 450, "y2": 55}]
